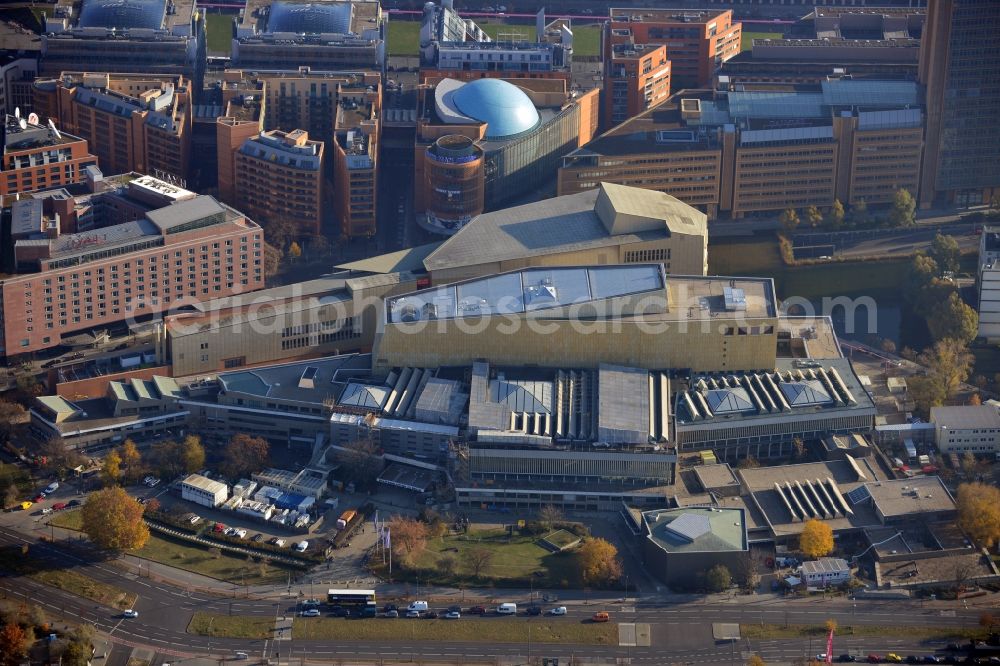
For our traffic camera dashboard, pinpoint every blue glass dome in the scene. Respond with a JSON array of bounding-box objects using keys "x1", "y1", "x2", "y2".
[
  {"x1": 78, "y1": 0, "x2": 165, "y2": 30},
  {"x1": 267, "y1": 1, "x2": 353, "y2": 34},
  {"x1": 451, "y1": 79, "x2": 541, "y2": 140}
]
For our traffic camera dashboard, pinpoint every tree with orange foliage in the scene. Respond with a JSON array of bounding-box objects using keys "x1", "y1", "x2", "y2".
[{"x1": 81, "y1": 486, "x2": 149, "y2": 552}]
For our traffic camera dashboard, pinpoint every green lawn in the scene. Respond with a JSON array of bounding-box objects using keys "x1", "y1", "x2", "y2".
[
  {"x1": 291, "y1": 617, "x2": 617, "y2": 645},
  {"x1": 51, "y1": 510, "x2": 295, "y2": 585},
  {"x1": 480, "y1": 22, "x2": 534, "y2": 42},
  {"x1": 131, "y1": 532, "x2": 292, "y2": 586},
  {"x1": 50, "y1": 508, "x2": 83, "y2": 531},
  {"x1": 741, "y1": 31, "x2": 783, "y2": 52},
  {"x1": 0, "y1": 546, "x2": 136, "y2": 609},
  {"x1": 188, "y1": 612, "x2": 274, "y2": 639},
  {"x1": 386, "y1": 19, "x2": 600, "y2": 58},
  {"x1": 205, "y1": 12, "x2": 234, "y2": 54},
  {"x1": 388, "y1": 21, "x2": 420, "y2": 56},
  {"x1": 372, "y1": 529, "x2": 580, "y2": 588},
  {"x1": 741, "y1": 624, "x2": 984, "y2": 641},
  {"x1": 571, "y1": 25, "x2": 601, "y2": 58}
]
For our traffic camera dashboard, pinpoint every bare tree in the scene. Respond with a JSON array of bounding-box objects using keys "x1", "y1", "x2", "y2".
[
  {"x1": 464, "y1": 547, "x2": 494, "y2": 578},
  {"x1": 954, "y1": 561, "x2": 975, "y2": 594},
  {"x1": 437, "y1": 554, "x2": 457, "y2": 577},
  {"x1": 538, "y1": 504, "x2": 564, "y2": 527},
  {"x1": 735, "y1": 550, "x2": 763, "y2": 593},
  {"x1": 337, "y1": 438, "x2": 383, "y2": 491}
]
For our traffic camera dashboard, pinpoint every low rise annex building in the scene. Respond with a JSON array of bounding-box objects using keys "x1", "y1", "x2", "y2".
[{"x1": 930, "y1": 405, "x2": 1000, "y2": 455}]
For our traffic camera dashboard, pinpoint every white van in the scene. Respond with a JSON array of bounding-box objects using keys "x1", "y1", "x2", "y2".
[
  {"x1": 294, "y1": 540, "x2": 308, "y2": 552},
  {"x1": 407, "y1": 601, "x2": 428, "y2": 612},
  {"x1": 43, "y1": 482, "x2": 59, "y2": 495},
  {"x1": 496, "y1": 603, "x2": 517, "y2": 615}
]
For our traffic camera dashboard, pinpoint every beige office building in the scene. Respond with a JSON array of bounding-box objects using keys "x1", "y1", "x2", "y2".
[{"x1": 559, "y1": 80, "x2": 924, "y2": 219}]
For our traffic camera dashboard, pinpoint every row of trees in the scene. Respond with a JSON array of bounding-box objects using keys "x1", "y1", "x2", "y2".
[
  {"x1": 99, "y1": 433, "x2": 270, "y2": 488},
  {"x1": 779, "y1": 189, "x2": 917, "y2": 233},
  {"x1": 903, "y1": 238, "x2": 977, "y2": 345}
]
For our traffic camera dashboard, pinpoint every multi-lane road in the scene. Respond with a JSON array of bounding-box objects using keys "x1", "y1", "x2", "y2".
[{"x1": 0, "y1": 525, "x2": 988, "y2": 664}]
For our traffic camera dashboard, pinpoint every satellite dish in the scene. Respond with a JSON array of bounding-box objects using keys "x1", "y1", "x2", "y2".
[
  {"x1": 28, "y1": 113, "x2": 39, "y2": 125},
  {"x1": 48, "y1": 118, "x2": 62, "y2": 139},
  {"x1": 14, "y1": 107, "x2": 20, "y2": 118},
  {"x1": 18, "y1": 119, "x2": 27, "y2": 130}
]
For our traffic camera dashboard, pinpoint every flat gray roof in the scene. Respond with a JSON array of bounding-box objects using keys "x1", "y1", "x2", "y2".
[
  {"x1": 930, "y1": 405, "x2": 1000, "y2": 430},
  {"x1": 218, "y1": 354, "x2": 371, "y2": 405},
  {"x1": 387, "y1": 264, "x2": 664, "y2": 323}
]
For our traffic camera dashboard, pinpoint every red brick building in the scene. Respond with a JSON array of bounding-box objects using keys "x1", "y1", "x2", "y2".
[
  {"x1": 607, "y1": 8, "x2": 741, "y2": 90},
  {"x1": 1, "y1": 175, "x2": 265, "y2": 357},
  {"x1": 602, "y1": 29, "x2": 671, "y2": 130},
  {"x1": 2, "y1": 114, "x2": 98, "y2": 197}
]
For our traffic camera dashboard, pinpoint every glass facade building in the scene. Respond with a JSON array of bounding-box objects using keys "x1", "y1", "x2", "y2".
[{"x1": 920, "y1": 0, "x2": 1000, "y2": 205}]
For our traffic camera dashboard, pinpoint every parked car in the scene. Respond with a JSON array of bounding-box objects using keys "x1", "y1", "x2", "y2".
[
  {"x1": 235, "y1": 529, "x2": 248, "y2": 539},
  {"x1": 923, "y1": 657, "x2": 942, "y2": 664},
  {"x1": 906, "y1": 657, "x2": 921, "y2": 664},
  {"x1": 294, "y1": 540, "x2": 308, "y2": 552},
  {"x1": 384, "y1": 604, "x2": 398, "y2": 613},
  {"x1": 273, "y1": 539, "x2": 285, "y2": 547},
  {"x1": 549, "y1": 606, "x2": 567, "y2": 616},
  {"x1": 444, "y1": 611, "x2": 461, "y2": 619},
  {"x1": 52, "y1": 503, "x2": 67, "y2": 511},
  {"x1": 425, "y1": 611, "x2": 439, "y2": 619},
  {"x1": 816, "y1": 655, "x2": 828, "y2": 663},
  {"x1": 33, "y1": 495, "x2": 45, "y2": 503},
  {"x1": 405, "y1": 609, "x2": 421, "y2": 618},
  {"x1": 213, "y1": 523, "x2": 225, "y2": 533},
  {"x1": 384, "y1": 610, "x2": 399, "y2": 618},
  {"x1": 887, "y1": 654, "x2": 903, "y2": 663},
  {"x1": 408, "y1": 601, "x2": 429, "y2": 612},
  {"x1": 251, "y1": 533, "x2": 263, "y2": 542},
  {"x1": 839, "y1": 656, "x2": 858, "y2": 663},
  {"x1": 224, "y1": 527, "x2": 237, "y2": 536},
  {"x1": 468, "y1": 606, "x2": 486, "y2": 615},
  {"x1": 496, "y1": 603, "x2": 517, "y2": 616},
  {"x1": 20, "y1": 501, "x2": 31, "y2": 510},
  {"x1": 190, "y1": 515, "x2": 202, "y2": 525},
  {"x1": 67, "y1": 499, "x2": 81, "y2": 507},
  {"x1": 41, "y1": 508, "x2": 52, "y2": 515},
  {"x1": 302, "y1": 599, "x2": 321, "y2": 608},
  {"x1": 591, "y1": 611, "x2": 610, "y2": 623},
  {"x1": 868, "y1": 655, "x2": 882, "y2": 664},
  {"x1": 122, "y1": 610, "x2": 139, "y2": 618},
  {"x1": 300, "y1": 609, "x2": 321, "y2": 617}
]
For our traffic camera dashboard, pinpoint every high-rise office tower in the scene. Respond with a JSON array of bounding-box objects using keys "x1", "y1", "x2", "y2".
[{"x1": 919, "y1": 0, "x2": 1000, "y2": 207}]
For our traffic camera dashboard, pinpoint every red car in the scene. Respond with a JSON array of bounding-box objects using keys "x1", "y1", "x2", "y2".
[
  {"x1": 213, "y1": 523, "x2": 225, "y2": 533},
  {"x1": 52, "y1": 502, "x2": 67, "y2": 511},
  {"x1": 34, "y1": 495, "x2": 45, "y2": 503},
  {"x1": 868, "y1": 655, "x2": 882, "y2": 663},
  {"x1": 468, "y1": 606, "x2": 486, "y2": 615}
]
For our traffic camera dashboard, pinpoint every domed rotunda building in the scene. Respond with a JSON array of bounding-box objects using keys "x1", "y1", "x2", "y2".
[{"x1": 415, "y1": 76, "x2": 599, "y2": 235}]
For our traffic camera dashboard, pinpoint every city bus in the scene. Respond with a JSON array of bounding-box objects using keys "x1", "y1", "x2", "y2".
[{"x1": 327, "y1": 589, "x2": 377, "y2": 607}]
